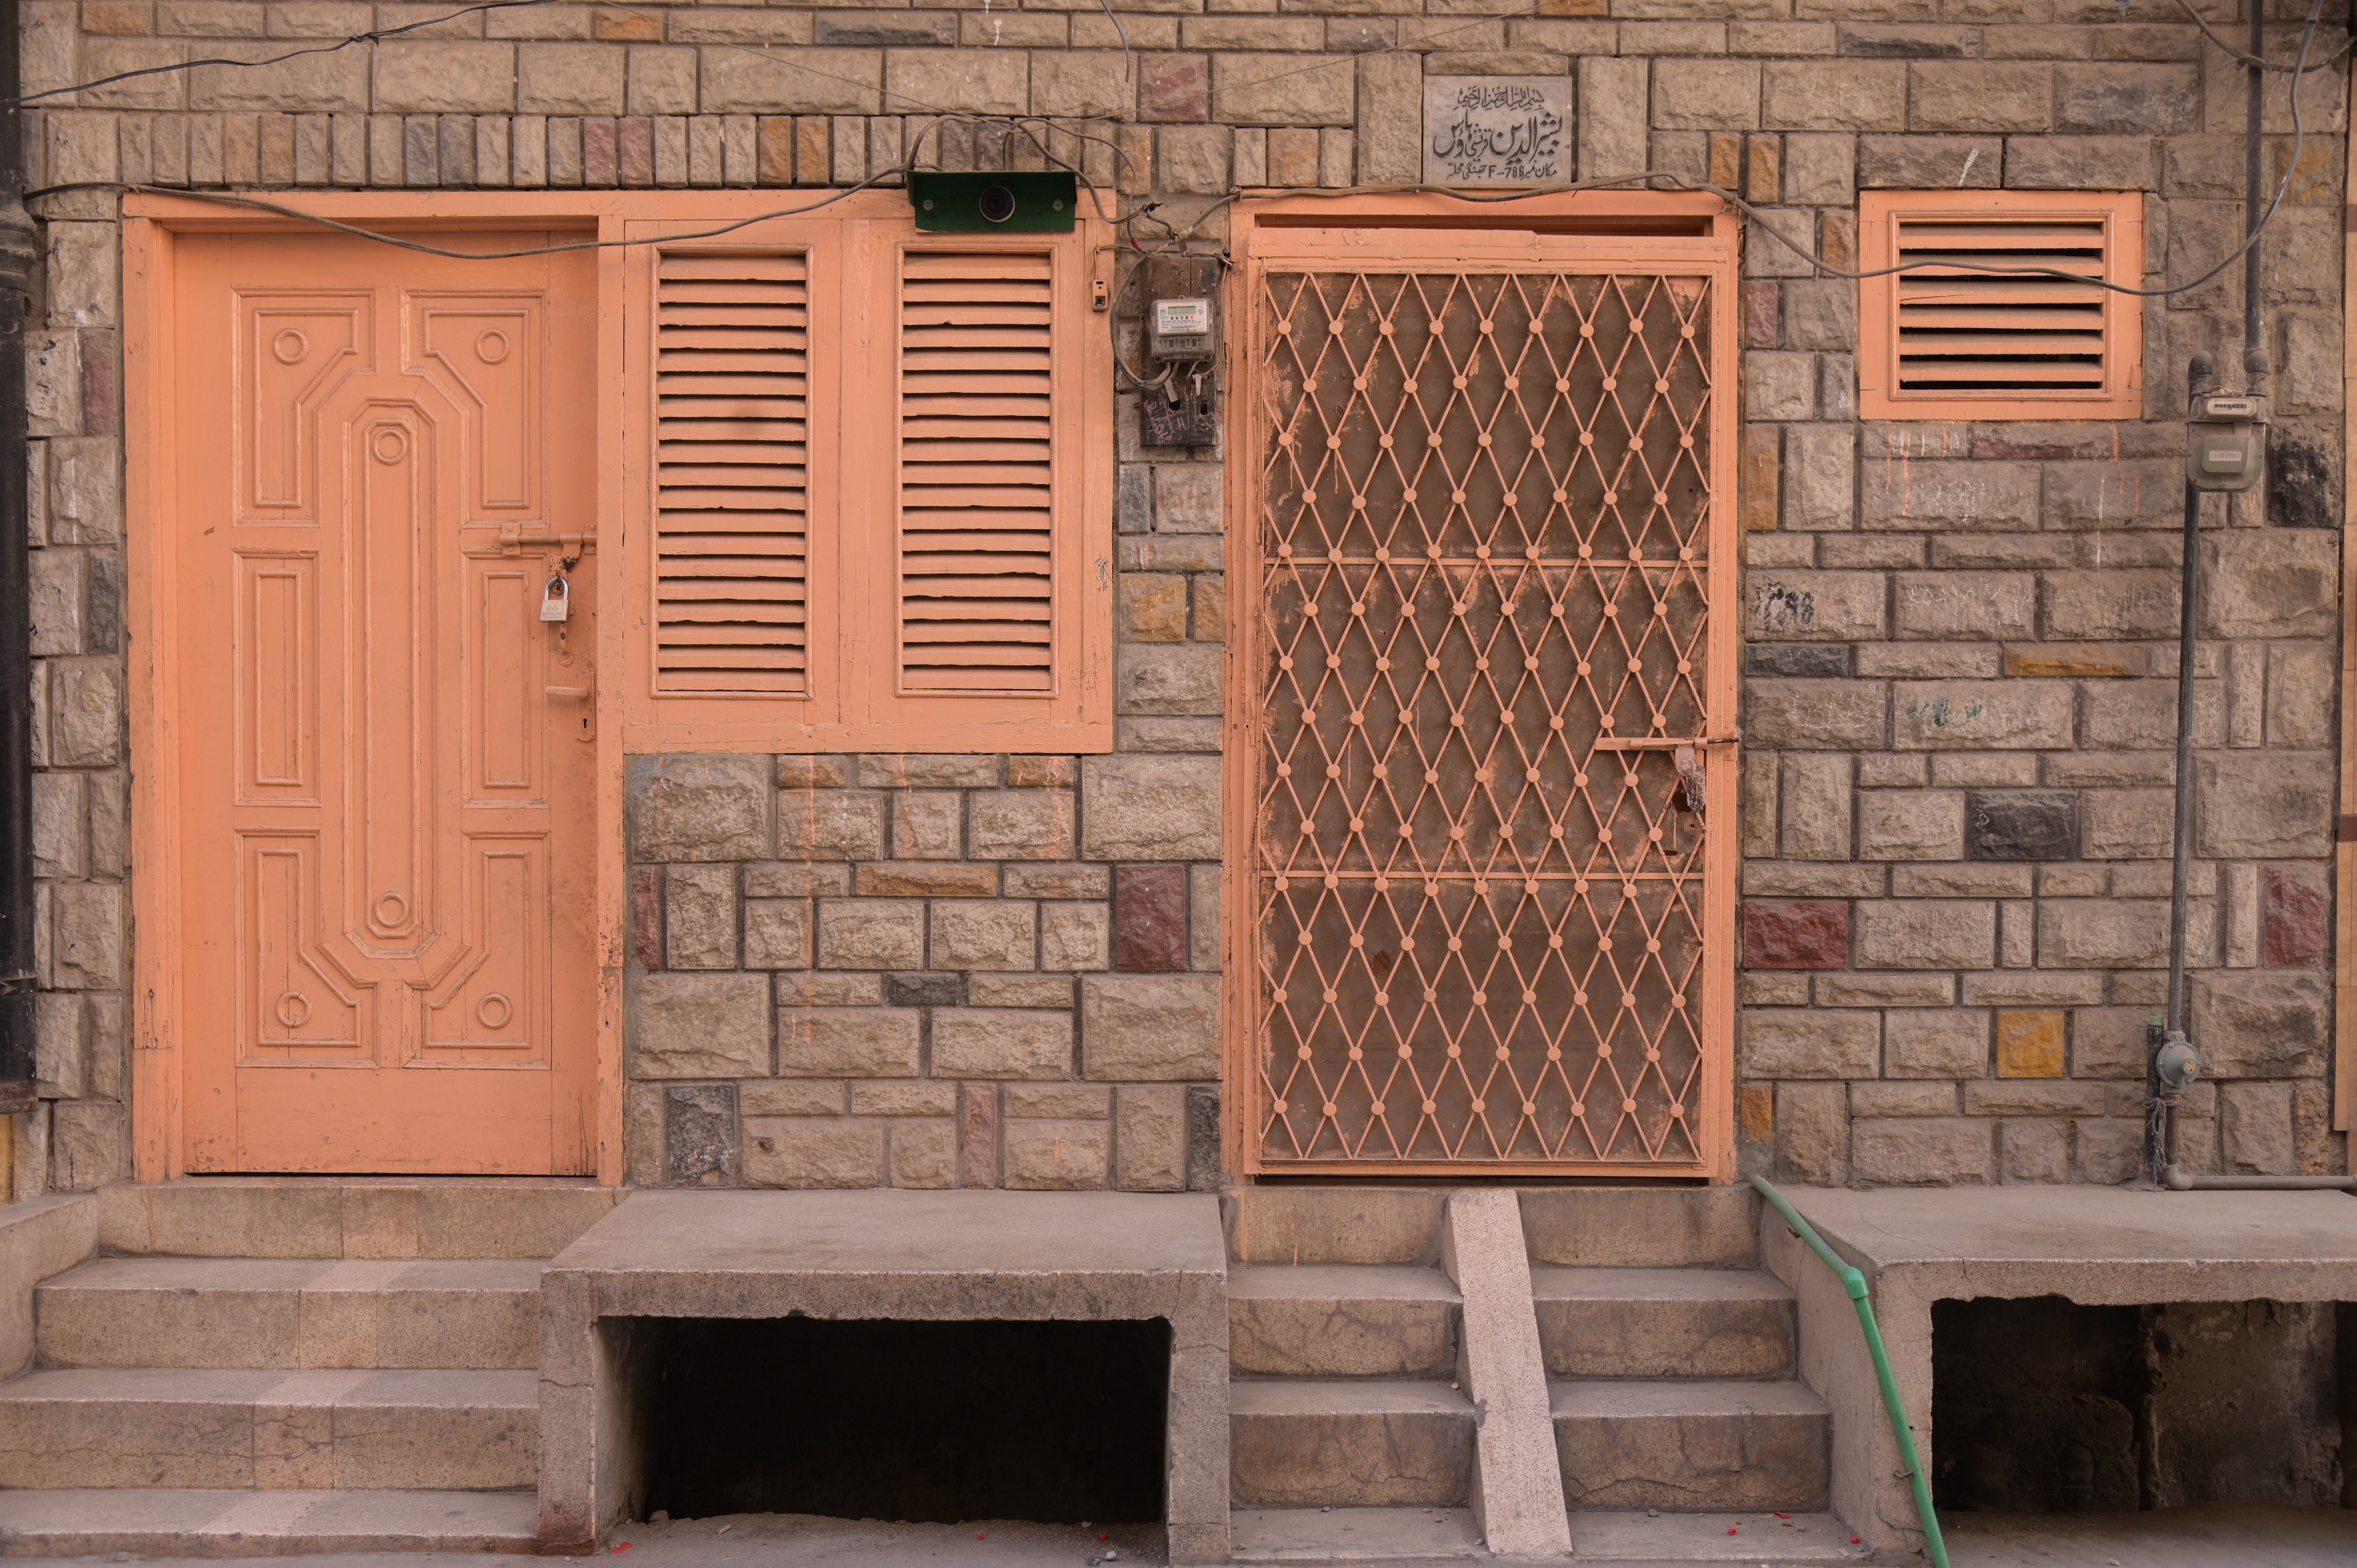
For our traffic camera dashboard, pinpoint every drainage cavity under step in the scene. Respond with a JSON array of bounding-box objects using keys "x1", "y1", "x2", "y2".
[{"x1": 613, "y1": 1316, "x2": 1169, "y2": 1526}]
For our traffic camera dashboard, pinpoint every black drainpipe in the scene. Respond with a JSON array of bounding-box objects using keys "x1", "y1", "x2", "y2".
[{"x1": 0, "y1": 0, "x2": 39, "y2": 1116}]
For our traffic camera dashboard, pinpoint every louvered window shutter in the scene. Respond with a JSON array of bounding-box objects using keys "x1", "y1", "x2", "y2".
[
  {"x1": 1859, "y1": 191, "x2": 2142, "y2": 422},
  {"x1": 894, "y1": 250, "x2": 1058, "y2": 693},
  {"x1": 651, "y1": 250, "x2": 811, "y2": 694},
  {"x1": 623, "y1": 198, "x2": 1112, "y2": 753}
]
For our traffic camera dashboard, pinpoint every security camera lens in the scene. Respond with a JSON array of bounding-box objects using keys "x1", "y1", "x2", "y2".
[{"x1": 978, "y1": 185, "x2": 1018, "y2": 224}]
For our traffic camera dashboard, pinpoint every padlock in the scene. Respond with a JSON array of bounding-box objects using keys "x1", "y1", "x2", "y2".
[{"x1": 539, "y1": 576, "x2": 571, "y2": 623}]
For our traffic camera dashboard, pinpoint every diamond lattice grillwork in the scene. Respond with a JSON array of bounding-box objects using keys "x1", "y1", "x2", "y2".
[{"x1": 1251, "y1": 267, "x2": 1723, "y2": 1169}]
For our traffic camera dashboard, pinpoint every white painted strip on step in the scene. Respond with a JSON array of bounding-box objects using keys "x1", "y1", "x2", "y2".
[{"x1": 1441, "y1": 1189, "x2": 1574, "y2": 1562}]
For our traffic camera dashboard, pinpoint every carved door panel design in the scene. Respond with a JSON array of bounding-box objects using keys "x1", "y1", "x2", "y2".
[
  {"x1": 175, "y1": 233, "x2": 598, "y2": 1173},
  {"x1": 1234, "y1": 222, "x2": 1739, "y2": 1177}
]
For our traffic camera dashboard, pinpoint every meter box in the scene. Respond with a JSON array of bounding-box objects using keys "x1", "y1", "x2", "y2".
[
  {"x1": 2186, "y1": 392, "x2": 2267, "y2": 493},
  {"x1": 1150, "y1": 296, "x2": 1216, "y2": 361}
]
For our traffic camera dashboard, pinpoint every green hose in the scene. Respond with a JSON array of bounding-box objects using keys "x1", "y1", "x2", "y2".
[{"x1": 1750, "y1": 1176, "x2": 1951, "y2": 1568}]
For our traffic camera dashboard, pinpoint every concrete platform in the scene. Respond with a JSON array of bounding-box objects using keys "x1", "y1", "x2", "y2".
[
  {"x1": 1760, "y1": 1187, "x2": 2357, "y2": 1560},
  {"x1": 535, "y1": 1190, "x2": 1228, "y2": 1564}
]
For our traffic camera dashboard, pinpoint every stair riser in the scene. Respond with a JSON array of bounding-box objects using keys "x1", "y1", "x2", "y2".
[
  {"x1": 0, "y1": 1490, "x2": 538, "y2": 1557},
  {"x1": 1231, "y1": 1411, "x2": 1473, "y2": 1508},
  {"x1": 0, "y1": 1524, "x2": 537, "y2": 1557},
  {"x1": 1519, "y1": 1190, "x2": 1760, "y2": 1268},
  {"x1": 1229, "y1": 1299, "x2": 1457, "y2": 1378},
  {"x1": 1224, "y1": 1190, "x2": 1445, "y2": 1267},
  {"x1": 37, "y1": 1288, "x2": 539, "y2": 1370},
  {"x1": 0, "y1": 1400, "x2": 536, "y2": 1491},
  {"x1": 98, "y1": 1183, "x2": 617, "y2": 1261},
  {"x1": 1555, "y1": 1410, "x2": 1829, "y2": 1512},
  {"x1": 1536, "y1": 1297, "x2": 1795, "y2": 1380}
]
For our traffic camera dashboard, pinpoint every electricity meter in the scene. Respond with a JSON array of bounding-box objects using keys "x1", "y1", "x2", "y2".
[
  {"x1": 1149, "y1": 296, "x2": 1217, "y2": 362},
  {"x1": 2186, "y1": 391, "x2": 2267, "y2": 493}
]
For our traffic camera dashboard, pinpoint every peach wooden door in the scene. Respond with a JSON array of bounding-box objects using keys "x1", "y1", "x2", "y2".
[{"x1": 171, "y1": 231, "x2": 599, "y2": 1173}]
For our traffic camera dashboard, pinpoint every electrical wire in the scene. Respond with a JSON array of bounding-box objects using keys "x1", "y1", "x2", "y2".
[
  {"x1": 0, "y1": 0, "x2": 572, "y2": 109},
  {"x1": 10, "y1": 1, "x2": 2330, "y2": 304},
  {"x1": 1151, "y1": 0, "x2": 2329, "y2": 303},
  {"x1": 2165, "y1": 0, "x2": 2350, "y2": 72}
]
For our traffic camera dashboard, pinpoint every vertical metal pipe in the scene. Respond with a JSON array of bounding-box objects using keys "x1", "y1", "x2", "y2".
[
  {"x1": 2243, "y1": 0, "x2": 2269, "y2": 390},
  {"x1": 2166, "y1": 479, "x2": 2201, "y2": 1037},
  {"x1": 0, "y1": 0, "x2": 37, "y2": 1109}
]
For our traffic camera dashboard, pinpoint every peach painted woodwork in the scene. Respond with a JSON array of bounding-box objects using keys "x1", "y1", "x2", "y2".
[
  {"x1": 1857, "y1": 189, "x2": 2143, "y2": 422},
  {"x1": 170, "y1": 230, "x2": 599, "y2": 1173},
  {"x1": 617, "y1": 197, "x2": 1115, "y2": 754},
  {"x1": 1224, "y1": 193, "x2": 1740, "y2": 1179}
]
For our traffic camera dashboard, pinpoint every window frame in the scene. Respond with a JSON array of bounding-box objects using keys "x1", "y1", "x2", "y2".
[
  {"x1": 1856, "y1": 188, "x2": 2146, "y2": 423},
  {"x1": 618, "y1": 192, "x2": 1117, "y2": 755}
]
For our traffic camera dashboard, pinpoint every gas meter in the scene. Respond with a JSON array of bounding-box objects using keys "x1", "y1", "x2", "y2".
[{"x1": 2185, "y1": 391, "x2": 2267, "y2": 493}]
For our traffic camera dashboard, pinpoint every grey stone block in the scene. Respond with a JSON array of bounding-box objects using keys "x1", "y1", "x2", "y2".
[
  {"x1": 1964, "y1": 791, "x2": 2078, "y2": 861},
  {"x1": 663, "y1": 1085, "x2": 738, "y2": 1187}
]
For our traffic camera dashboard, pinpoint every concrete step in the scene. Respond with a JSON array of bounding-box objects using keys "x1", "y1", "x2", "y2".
[
  {"x1": 1569, "y1": 1509, "x2": 1857, "y2": 1563},
  {"x1": 1551, "y1": 1378, "x2": 1831, "y2": 1512},
  {"x1": 1230, "y1": 1380, "x2": 1474, "y2": 1509},
  {"x1": 1229, "y1": 1505, "x2": 1484, "y2": 1562},
  {"x1": 0, "y1": 1488, "x2": 538, "y2": 1556},
  {"x1": 1228, "y1": 1265, "x2": 1460, "y2": 1378},
  {"x1": 98, "y1": 1179, "x2": 620, "y2": 1261},
  {"x1": 36, "y1": 1257, "x2": 542, "y2": 1370},
  {"x1": 1530, "y1": 1266, "x2": 1795, "y2": 1380},
  {"x1": 0, "y1": 1367, "x2": 538, "y2": 1492},
  {"x1": 1519, "y1": 1187, "x2": 1760, "y2": 1268}
]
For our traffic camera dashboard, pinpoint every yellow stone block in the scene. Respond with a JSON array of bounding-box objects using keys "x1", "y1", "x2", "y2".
[{"x1": 1995, "y1": 1010, "x2": 2066, "y2": 1079}]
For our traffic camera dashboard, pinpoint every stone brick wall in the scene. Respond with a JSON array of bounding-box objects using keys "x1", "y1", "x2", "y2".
[
  {"x1": 15, "y1": 0, "x2": 2352, "y2": 1190},
  {"x1": 625, "y1": 752, "x2": 1223, "y2": 1190},
  {"x1": 20, "y1": 204, "x2": 128, "y2": 1195}
]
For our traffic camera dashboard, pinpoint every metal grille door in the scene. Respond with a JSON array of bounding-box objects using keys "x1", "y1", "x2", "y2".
[{"x1": 1233, "y1": 214, "x2": 1739, "y2": 1176}]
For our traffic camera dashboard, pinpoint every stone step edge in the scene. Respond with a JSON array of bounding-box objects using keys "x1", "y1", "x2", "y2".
[
  {"x1": 0, "y1": 1488, "x2": 538, "y2": 1558},
  {"x1": 1228, "y1": 1505, "x2": 1484, "y2": 1563}
]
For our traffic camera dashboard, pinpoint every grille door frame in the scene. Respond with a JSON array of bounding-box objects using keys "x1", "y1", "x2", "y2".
[{"x1": 1223, "y1": 194, "x2": 1743, "y2": 1180}]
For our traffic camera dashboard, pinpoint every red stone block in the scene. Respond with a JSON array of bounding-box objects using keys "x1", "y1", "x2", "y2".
[
  {"x1": 1742, "y1": 900, "x2": 1848, "y2": 969},
  {"x1": 1115, "y1": 864, "x2": 1188, "y2": 972},
  {"x1": 618, "y1": 118, "x2": 654, "y2": 187},
  {"x1": 1140, "y1": 53, "x2": 1210, "y2": 123},
  {"x1": 958, "y1": 1082, "x2": 999, "y2": 1189},
  {"x1": 629, "y1": 865, "x2": 663, "y2": 972},
  {"x1": 2263, "y1": 865, "x2": 2329, "y2": 968},
  {"x1": 583, "y1": 118, "x2": 618, "y2": 187}
]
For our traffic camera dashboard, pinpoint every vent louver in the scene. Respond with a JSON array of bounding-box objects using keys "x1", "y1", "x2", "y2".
[
  {"x1": 896, "y1": 250, "x2": 1056, "y2": 693},
  {"x1": 652, "y1": 250, "x2": 810, "y2": 695},
  {"x1": 1892, "y1": 214, "x2": 2110, "y2": 397}
]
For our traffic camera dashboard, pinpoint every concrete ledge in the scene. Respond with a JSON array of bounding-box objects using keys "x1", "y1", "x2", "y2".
[
  {"x1": 0, "y1": 1193, "x2": 98, "y2": 1377},
  {"x1": 537, "y1": 1190, "x2": 1228, "y2": 1563},
  {"x1": 1762, "y1": 1187, "x2": 2357, "y2": 1554}
]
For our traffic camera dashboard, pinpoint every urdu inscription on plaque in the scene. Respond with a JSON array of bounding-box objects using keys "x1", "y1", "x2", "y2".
[{"x1": 1422, "y1": 76, "x2": 1571, "y2": 187}]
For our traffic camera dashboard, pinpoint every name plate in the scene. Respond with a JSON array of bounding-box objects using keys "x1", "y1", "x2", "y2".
[{"x1": 1423, "y1": 77, "x2": 1570, "y2": 187}]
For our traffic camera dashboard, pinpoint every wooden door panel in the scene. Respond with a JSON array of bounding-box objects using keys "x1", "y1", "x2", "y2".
[{"x1": 177, "y1": 233, "x2": 597, "y2": 1173}]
